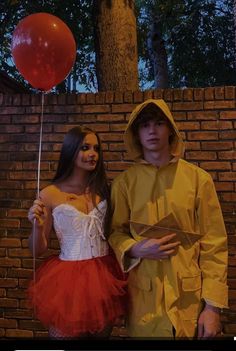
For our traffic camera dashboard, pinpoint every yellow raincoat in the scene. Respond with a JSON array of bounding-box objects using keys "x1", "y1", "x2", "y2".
[{"x1": 109, "y1": 99, "x2": 228, "y2": 338}]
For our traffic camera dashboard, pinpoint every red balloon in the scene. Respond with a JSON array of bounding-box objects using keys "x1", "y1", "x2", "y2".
[{"x1": 11, "y1": 13, "x2": 76, "y2": 91}]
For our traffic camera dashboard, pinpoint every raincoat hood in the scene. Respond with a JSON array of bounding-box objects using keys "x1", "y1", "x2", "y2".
[{"x1": 124, "y1": 99, "x2": 185, "y2": 161}]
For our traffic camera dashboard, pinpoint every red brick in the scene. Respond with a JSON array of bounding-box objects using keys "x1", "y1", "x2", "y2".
[
  {"x1": 114, "y1": 91, "x2": 123, "y2": 103},
  {"x1": 193, "y1": 88, "x2": 204, "y2": 101},
  {"x1": 215, "y1": 87, "x2": 225, "y2": 100},
  {"x1": 176, "y1": 121, "x2": 200, "y2": 130},
  {"x1": 204, "y1": 87, "x2": 214, "y2": 100},
  {"x1": 4, "y1": 309, "x2": 32, "y2": 319},
  {"x1": 76, "y1": 93, "x2": 87, "y2": 104},
  {"x1": 65, "y1": 94, "x2": 77, "y2": 105},
  {"x1": 7, "y1": 208, "x2": 27, "y2": 219},
  {"x1": 0, "y1": 106, "x2": 25, "y2": 114},
  {"x1": 86, "y1": 93, "x2": 96, "y2": 104},
  {"x1": 218, "y1": 151, "x2": 236, "y2": 160},
  {"x1": 82, "y1": 104, "x2": 110, "y2": 113},
  {"x1": 41, "y1": 152, "x2": 60, "y2": 161},
  {"x1": 187, "y1": 110, "x2": 218, "y2": 120},
  {"x1": 219, "y1": 131, "x2": 236, "y2": 140},
  {"x1": 173, "y1": 102, "x2": 203, "y2": 110},
  {"x1": 0, "y1": 219, "x2": 20, "y2": 228},
  {"x1": 0, "y1": 115, "x2": 11, "y2": 124},
  {"x1": 163, "y1": 89, "x2": 173, "y2": 101},
  {"x1": 9, "y1": 171, "x2": 36, "y2": 180},
  {"x1": 52, "y1": 94, "x2": 64, "y2": 104},
  {"x1": 97, "y1": 113, "x2": 125, "y2": 122},
  {"x1": 220, "y1": 193, "x2": 236, "y2": 202},
  {"x1": 185, "y1": 141, "x2": 201, "y2": 150},
  {"x1": 199, "y1": 162, "x2": 231, "y2": 170},
  {"x1": 204, "y1": 100, "x2": 235, "y2": 109},
  {"x1": 133, "y1": 90, "x2": 143, "y2": 103},
  {"x1": 173, "y1": 89, "x2": 183, "y2": 101},
  {"x1": 219, "y1": 172, "x2": 236, "y2": 181},
  {"x1": 201, "y1": 121, "x2": 233, "y2": 130},
  {"x1": 110, "y1": 123, "x2": 127, "y2": 131},
  {"x1": 220, "y1": 111, "x2": 236, "y2": 120},
  {"x1": 225, "y1": 86, "x2": 235, "y2": 99},
  {"x1": 214, "y1": 182, "x2": 234, "y2": 191},
  {"x1": 201, "y1": 141, "x2": 233, "y2": 150},
  {"x1": 0, "y1": 318, "x2": 17, "y2": 328},
  {"x1": 68, "y1": 114, "x2": 97, "y2": 123},
  {"x1": 183, "y1": 88, "x2": 193, "y2": 101},
  {"x1": 102, "y1": 152, "x2": 122, "y2": 161},
  {"x1": 187, "y1": 131, "x2": 218, "y2": 140},
  {"x1": 143, "y1": 90, "x2": 153, "y2": 100},
  {"x1": 22, "y1": 161, "x2": 49, "y2": 171},
  {"x1": 186, "y1": 151, "x2": 217, "y2": 160},
  {"x1": 0, "y1": 298, "x2": 18, "y2": 308},
  {"x1": 153, "y1": 89, "x2": 163, "y2": 99},
  {"x1": 25, "y1": 124, "x2": 52, "y2": 133},
  {"x1": 105, "y1": 91, "x2": 114, "y2": 103},
  {"x1": 112, "y1": 103, "x2": 136, "y2": 113},
  {"x1": 172, "y1": 111, "x2": 187, "y2": 121},
  {"x1": 0, "y1": 238, "x2": 21, "y2": 247},
  {"x1": 99, "y1": 133, "x2": 123, "y2": 142},
  {"x1": 5, "y1": 329, "x2": 33, "y2": 337},
  {"x1": 93, "y1": 92, "x2": 106, "y2": 104},
  {"x1": 109, "y1": 143, "x2": 126, "y2": 151},
  {"x1": 124, "y1": 91, "x2": 133, "y2": 103},
  {"x1": 1, "y1": 162, "x2": 22, "y2": 170}
]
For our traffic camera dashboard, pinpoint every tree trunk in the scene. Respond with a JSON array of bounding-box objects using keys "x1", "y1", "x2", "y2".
[
  {"x1": 147, "y1": 20, "x2": 169, "y2": 88},
  {"x1": 93, "y1": 0, "x2": 139, "y2": 91}
]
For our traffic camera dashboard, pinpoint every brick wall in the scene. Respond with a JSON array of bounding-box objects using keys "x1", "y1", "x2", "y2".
[{"x1": 0, "y1": 87, "x2": 235, "y2": 338}]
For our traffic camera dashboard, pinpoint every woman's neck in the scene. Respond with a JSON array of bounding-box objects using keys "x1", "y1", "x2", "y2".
[{"x1": 60, "y1": 170, "x2": 89, "y2": 194}]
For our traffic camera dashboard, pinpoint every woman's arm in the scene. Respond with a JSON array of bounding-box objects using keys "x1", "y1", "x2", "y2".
[{"x1": 28, "y1": 190, "x2": 53, "y2": 257}]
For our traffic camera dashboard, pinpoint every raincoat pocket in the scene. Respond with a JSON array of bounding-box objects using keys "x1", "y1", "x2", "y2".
[
  {"x1": 182, "y1": 274, "x2": 201, "y2": 291},
  {"x1": 179, "y1": 274, "x2": 202, "y2": 320}
]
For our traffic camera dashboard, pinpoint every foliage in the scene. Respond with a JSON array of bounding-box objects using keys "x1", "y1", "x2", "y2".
[
  {"x1": 0, "y1": 0, "x2": 235, "y2": 91},
  {"x1": 136, "y1": 0, "x2": 236, "y2": 88}
]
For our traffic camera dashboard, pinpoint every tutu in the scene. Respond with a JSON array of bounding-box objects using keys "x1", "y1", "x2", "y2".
[{"x1": 27, "y1": 253, "x2": 127, "y2": 337}]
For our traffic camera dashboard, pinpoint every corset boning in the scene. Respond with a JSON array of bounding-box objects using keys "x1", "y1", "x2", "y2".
[{"x1": 52, "y1": 200, "x2": 109, "y2": 261}]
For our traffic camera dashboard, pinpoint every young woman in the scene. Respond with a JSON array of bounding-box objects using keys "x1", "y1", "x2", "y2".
[{"x1": 27, "y1": 126, "x2": 127, "y2": 339}]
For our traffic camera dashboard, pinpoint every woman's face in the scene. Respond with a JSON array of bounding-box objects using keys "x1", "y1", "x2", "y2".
[{"x1": 74, "y1": 133, "x2": 100, "y2": 172}]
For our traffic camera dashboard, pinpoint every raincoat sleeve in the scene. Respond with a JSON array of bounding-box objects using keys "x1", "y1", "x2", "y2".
[
  {"x1": 108, "y1": 177, "x2": 141, "y2": 273},
  {"x1": 197, "y1": 174, "x2": 228, "y2": 308}
]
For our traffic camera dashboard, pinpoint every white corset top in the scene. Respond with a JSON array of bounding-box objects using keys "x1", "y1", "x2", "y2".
[{"x1": 52, "y1": 200, "x2": 109, "y2": 261}]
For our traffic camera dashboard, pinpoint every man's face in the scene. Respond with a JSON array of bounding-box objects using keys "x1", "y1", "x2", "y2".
[{"x1": 138, "y1": 118, "x2": 172, "y2": 153}]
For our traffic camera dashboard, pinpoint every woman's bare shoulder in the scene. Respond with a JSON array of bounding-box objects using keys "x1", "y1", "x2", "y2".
[{"x1": 39, "y1": 184, "x2": 59, "y2": 207}]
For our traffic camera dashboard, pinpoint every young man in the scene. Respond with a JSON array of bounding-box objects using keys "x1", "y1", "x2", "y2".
[{"x1": 109, "y1": 99, "x2": 228, "y2": 338}]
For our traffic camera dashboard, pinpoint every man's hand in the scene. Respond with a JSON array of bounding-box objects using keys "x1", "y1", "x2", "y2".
[
  {"x1": 197, "y1": 304, "x2": 222, "y2": 339},
  {"x1": 128, "y1": 233, "x2": 180, "y2": 260}
]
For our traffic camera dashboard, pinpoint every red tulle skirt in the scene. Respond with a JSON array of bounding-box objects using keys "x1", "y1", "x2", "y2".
[{"x1": 27, "y1": 253, "x2": 127, "y2": 337}]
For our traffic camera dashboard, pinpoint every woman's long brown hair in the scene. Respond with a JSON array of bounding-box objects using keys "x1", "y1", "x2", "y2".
[{"x1": 52, "y1": 126, "x2": 111, "y2": 237}]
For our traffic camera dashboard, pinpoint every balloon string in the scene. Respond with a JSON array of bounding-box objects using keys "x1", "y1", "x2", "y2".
[
  {"x1": 37, "y1": 92, "x2": 45, "y2": 199},
  {"x1": 33, "y1": 91, "x2": 45, "y2": 316}
]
